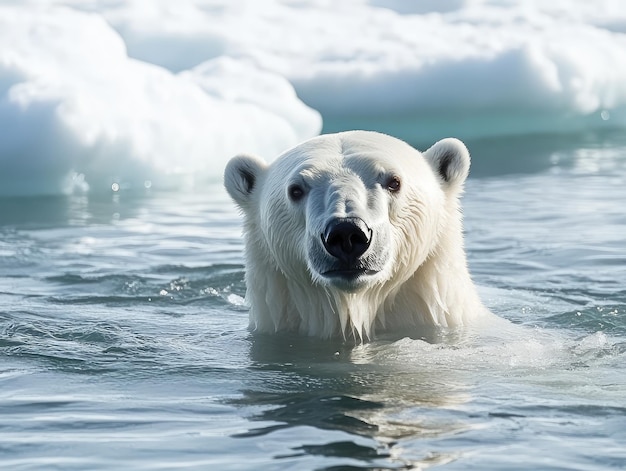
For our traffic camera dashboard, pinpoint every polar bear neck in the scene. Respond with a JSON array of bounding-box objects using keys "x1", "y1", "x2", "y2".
[
  {"x1": 245, "y1": 261, "x2": 385, "y2": 340},
  {"x1": 387, "y1": 203, "x2": 486, "y2": 329}
]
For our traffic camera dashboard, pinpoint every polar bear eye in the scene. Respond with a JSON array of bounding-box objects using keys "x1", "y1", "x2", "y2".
[
  {"x1": 385, "y1": 176, "x2": 401, "y2": 193},
  {"x1": 288, "y1": 184, "x2": 305, "y2": 202}
]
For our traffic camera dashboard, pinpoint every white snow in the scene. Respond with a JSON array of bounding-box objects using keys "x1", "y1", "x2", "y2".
[{"x1": 2, "y1": 0, "x2": 626, "y2": 195}]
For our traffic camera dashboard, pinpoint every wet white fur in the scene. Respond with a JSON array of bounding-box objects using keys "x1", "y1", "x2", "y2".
[{"x1": 225, "y1": 131, "x2": 490, "y2": 340}]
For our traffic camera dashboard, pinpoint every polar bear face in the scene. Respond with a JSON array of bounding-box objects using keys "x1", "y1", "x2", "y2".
[{"x1": 225, "y1": 131, "x2": 470, "y2": 298}]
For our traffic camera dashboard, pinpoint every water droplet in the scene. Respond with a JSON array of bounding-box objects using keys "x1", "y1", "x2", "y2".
[
  {"x1": 111, "y1": 182, "x2": 120, "y2": 192},
  {"x1": 144, "y1": 180, "x2": 152, "y2": 189},
  {"x1": 600, "y1": 110, "x2": 610, "y2": 121}
]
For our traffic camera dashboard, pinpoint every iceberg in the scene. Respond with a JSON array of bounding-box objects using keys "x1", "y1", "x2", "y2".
[
  {"x1": 1, "y1": 0, "x2": 626, "y2": 196},
  {"x1": 0, "y1": 5, "x2": 320, "y2": 196},
  {"x1": 99, "y1": 0, "x2": 626, "y2": 142}
]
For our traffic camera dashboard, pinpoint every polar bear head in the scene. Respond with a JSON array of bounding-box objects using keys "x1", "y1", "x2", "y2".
[{"x1": 225, "y1": 131, "x2": 475, "y2": 339}]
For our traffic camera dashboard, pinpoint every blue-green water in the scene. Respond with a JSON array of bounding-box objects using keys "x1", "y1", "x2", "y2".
[{"x1": 1, "y1": 134, "x2": 625, "y2": 470}]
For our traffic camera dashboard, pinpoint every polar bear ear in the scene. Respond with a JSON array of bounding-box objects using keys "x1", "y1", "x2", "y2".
[
  {"x1": 424, "y1": 138, "x2": 470, "y2": 192},
  {"x1": 224, "y1": 153, "x2": 268, "y2": 207}
]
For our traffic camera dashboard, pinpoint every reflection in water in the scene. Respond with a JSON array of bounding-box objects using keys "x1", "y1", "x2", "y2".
[
  {"x1": 232, "y1": 334, "x2": 475, "y2": 469},
  {"x1": 234, "y1": 392, "x2": 383, "y2": 439},
  {"x1": 230, "y1": 315, "x2": 588, "y2": 469},
  {"x1": 0, "y1": 191, "x2": 152, "y2": 228},
  {"x1": 461, "y1": 129, "x2": 626, "y2": 177}
]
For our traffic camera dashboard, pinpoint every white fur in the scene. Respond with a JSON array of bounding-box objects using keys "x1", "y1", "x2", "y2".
[{"x1": 225, "y1": 130, "x2": 491, "y2": 340}]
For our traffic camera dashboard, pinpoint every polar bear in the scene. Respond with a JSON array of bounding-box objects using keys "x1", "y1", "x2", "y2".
[{"x1": 225, "y1": 130, "x2": 491, "y2": 340}]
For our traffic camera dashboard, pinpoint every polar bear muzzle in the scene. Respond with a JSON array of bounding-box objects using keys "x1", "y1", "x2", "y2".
[{"x1": 321, "y1": 217, "x2": 372, "y2": 264}]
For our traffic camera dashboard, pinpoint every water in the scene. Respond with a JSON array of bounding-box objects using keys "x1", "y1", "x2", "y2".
[{"x1": 1, "y1": 133, "x2": 626, "y2": 470}]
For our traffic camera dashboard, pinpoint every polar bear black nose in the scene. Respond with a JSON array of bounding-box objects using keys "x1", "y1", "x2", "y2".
[{"x1": 322, "y1": 218, "x2": 372, "y2": 262}]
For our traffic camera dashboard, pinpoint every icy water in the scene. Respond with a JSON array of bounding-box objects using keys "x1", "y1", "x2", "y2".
[{"x1": 1, "y1": 133, "x2": 626, "y2": 470}]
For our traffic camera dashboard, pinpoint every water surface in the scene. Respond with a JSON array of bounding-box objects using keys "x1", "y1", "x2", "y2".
[{"x1": 1, "y1": 134, "x2": 625, "y2": 470}]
